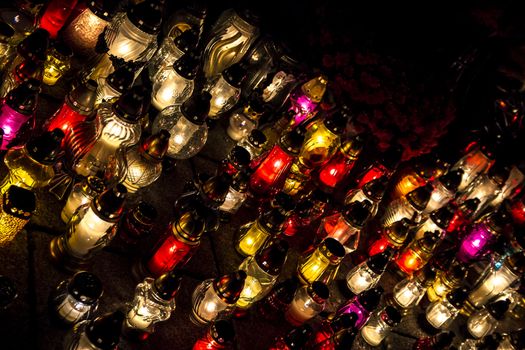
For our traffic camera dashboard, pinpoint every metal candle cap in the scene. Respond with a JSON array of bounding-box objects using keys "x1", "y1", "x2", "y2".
[
  {"x1": 324, "y1": 111, "x2": 348, "y2": 135},
  {"x1": 141, "y1": 130, "x2": 171, "y2": 161},
  {"x1": 507, "y1": 250, "x2": 525, "y2": 274},
  {"x1": 173, "y1": 208, "x2": 206, "y2": 243},
  {"x1": 331, "y1": 313, "x2": 358, "y2": 332},
  {"x1": 66, "y1": 79, "x2": 98, "y2": 115},
  {"x1": 363, "y1": 175, "x2": 388, "y2": 202},
  {"x1": 67, "y1": 271, "x2": 103, "y2": 305},
  {"x1": 343, "y1": 200, "x2": 372, "y2": 229},
  {"x1": 86, "y1": 311, "x2": 125, "y2": 350},
  {"x1": 82, "y1": 176, "x2": 106, "y2": 197},
  {"x1": 93, "y1": 184, "x2": 127, "y2": 221},
  {"x1": 213, "y1": 270, "x2": 247, "y2": 304},
  {"x1": 279, "y1": 125, "x2": 306, "y2": 155},
  {"x1": 486, "y1": 298, "x2": 510, "y2": 320},
  {"x1": 202, "y1": 173, "x2": 232, "y2": 206},
  {"x1": 231, "y1": 170, "x2": 251, "y2": 192},
  {"x1": 341, "y1": 134, "x2": 365, "y2": 159},
  {"x1": 385, "y1": 218, "x2": 412, "y2": 247},
  {"x1": 153, "y1": 269, "x2": 183, "y2": 301},
  {"x1": 415, "y1": 265, "x2": 437, "y2": 286},
  {"x1": 17, "y1": 28, "x2": 49, "y2": 62},
  {"x1": 210, "y1": 319, "x2": 235, "y2": 345},
  {"x1": 88, "y1": 0, "x2": 117, "y2": 21},
  {"x1": 3, "y1": 186, "x2": 36, "y2": 219},
  {"x1": 228, "y1": 146, "x2": 251, "y2": 168}
]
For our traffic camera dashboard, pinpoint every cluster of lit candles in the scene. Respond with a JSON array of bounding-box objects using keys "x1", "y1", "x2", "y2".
[{"x1": 0, "y1": 0, "x2": 524, "y2": 349}]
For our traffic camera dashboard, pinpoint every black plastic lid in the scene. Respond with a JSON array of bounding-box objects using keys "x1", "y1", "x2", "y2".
[
  {"x1": 270, "y1": 278, "x2": 299, "y2": 304},
  {"x1": 381, "y1": 145, "x2": 403, "y2": 170},
  {"x1": 363, "y1": 176, "x2": 388, "y2": 202},
  {"x1": 324, "y1": 111, "x2": 347, "y2": 135},
  {"x1": 359, "y1": 287, "x2": 383, "y2": 312},
  {"x1": 222, "y1": 62, "x2": 247, "y2": 88},
  {"x1": 308, "y1": 281, "x2": 330, "y2": 304},
  {"x1": 174, "y1": 28, "x2": 198, "y2": 52},
  {"x1": 271, "y1": 192, "x2": 296, "y2": 214},
  {"x1": 17, "y1": 28, "x2": 49, "y2": 62},
  {"x1": 284, "y1": 324, "x2": 312, "y2": 349},
  {"x1": 430, "y1": 205, "x2": 455, "y2": 229},
  {"x1": 247, "y1": 129, "x2": 266, "y2": 147},
  {"x1": 446, "y1": 287, "x2": 469, "y2": 309},
  {"x1": 209, "y1": 319, "x2": 235, "y2": 345},
  {"x1": 153, "y1": 269, "x2": 183, "y2": 301},
  {"x1": 367, "y1": 248, "x2": 393, "y2": 275},
  {"x1": 310, "y1": 188, "x2": 331, "y2": 205},
  {"x1": 88, "y1": 0, "x2": 117, "y2": 21},
  {"x1": 438, "y1": 169, "x2": 463, "y2": 192},
  {"x1": 228, "y1": 146, "x2": 251, "y2": 168},
  {"x1": 0, "y1": 275, "x2": 17, "y2": 309},
  {"x1": 112, "y1": 86, "x2": 148, "y2": 122},
  {"x1": 0, "y1": 21, "x2": 14, "y2": 41},
  {"x1": 67, "y1": 271, "x2": 103, "y2": 305},
  {"x1": 213, "y1": 271, "x2": 247, "y2": 304},
  {"x1": 66, "y1": 79, "x2": 98, "y2": 115},
  {"x1": 382, "y1": 305, "x2": 402, "y2": 327},
  {"x1": 334, "y1": 329, "x2": 357, "y2": 349},
  {"x1": 488, "y1": 163, "x2": 510, "y2": 186},
  {"x1": 461, "y1": 198, "x2": 481, "y2": 216},
  {"x1": 486, "y1": 298, "x2": 510, "y2": 320},
  {"x1": 507, "y1": 250, "x2": 525, "y2": 274},
  {"x1": 3, "y1": 185, "x2": 36, "y2": 219},
  {"x1": 51, "y1": 41, "x2": 73, "y2": 59},
  {"x1": 330, "y1": 313, "x2": 358, "y2": 332},
  {"x1": 385, "y1": 218, "x2": 412, "y2": 246},
  {"x1": 406, "y1": 183, "x2": 433, "y2": 211},
  {"x1": 26, "y1": 128, "x2": 64, "y2": 165},
  {"x1": 255, "y1": 239, "x2": 289, "y2": 275},
  {"x1": 279, "y1": 125, "x2": 306, "y2": 155},
  {"x1": 85, "y1": 311, "x2": 125, "y2": 350},
  {"x1": 6, "y1": 78, "x2": 40, "y2": 115},
  {"x1": 107, "y1": 64, "x2": 135, "y2": 93},
  {"x1": 127, "y1": 0, "x2": 163, "y2": 35},
  {"x1": 181, "y1": 91, "x2": 211, "y2": 125},
  {"x1": 342, "y1": 200, "x2": 372, "y2": 229},
  {"x1": 261, "y1": 208, "x2": 287, "y2": 233},
  {"x1": 93, "y1": 184, "x2": 127, "y2": 221},
  {"x1": 174, "y1": 53, "x2": 199, "y2": 80},
  {"x1": 322, "y1": 237, "x2": 346, "y2": 260},
  {"x1": 434, "y1": 331, "x2": 455, "y2": 347},
  {"x1": 419, "y1": 230, "x2": 441, "y2": 251},
  {"x1": 173, "y1": 208, "x2": 206, "y2": 242}
]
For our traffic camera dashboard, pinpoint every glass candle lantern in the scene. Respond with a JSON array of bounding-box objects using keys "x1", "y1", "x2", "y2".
[
  {"x1": 425, "y1": 287, "x2": 469, "y2": 329},
  {"x1": 297, "y1": 238, "x2": 346, "y2": 285},
  {"x1": 496, "y1": 329, "x2": 525, "y2": 350},
  {"x1": 120, "y1": 130, "x2": 170, "y2": 194},
  {"x1": 62, "y1": 0, "x2": 116, "y2": 57},
  {"x1": 190, "y1": 271, "x2": 247, "y2": 325},
  {"x1": 489, "y1": 165, "x2": 525, "y2": 210},
  {"x1": 427, "y1": 263, "x2": 468, "y2": 302},
  {"x1": 205, "y1": 62, "x2": 246, "y2": 119},
  {"x1": 227, "y1": 96, "x2": 265, "y2": 141},
  {"x1": 193, "y1": 319, "x2": 235, "y2": 350},
  {"x1": 413, "y1": 204, "x2": 455, "y2": 240},
  {"x1": 284, "y1": 189, "x2": 330, "y2": 237},
  {"x1": 336, "y1": 287, "x2": 384, "y2": 329},
  {"x1": 467, "y1": 298, "x2": 510, "y2": 339},
  {"x1": 380, "y1": 183, "x2": 433, "y2": 227},
  {"x1": 316, "y1": 200, "x2": 371, "y2": 253},
  {"x1": 151, "y1": 91, "x2": 211, "y2": 159},
  {"x1": 125, "y1": 270, "x2": 182, "y2": 336},
  {"x1": 361, "y1": 306, "x2": 402, "y2": 346},
  {"x1": 217, "y1": 146, "x2": 251, "y2": 177},
  {"x1": 63, "y1": 311, "x2": 124, "y2": 350},
  {"x1": 74, "y1": 87, "x2": 146, "y2": 177},
  {"x1": 285, "y1": 282, "x2": 329, "y2": 326},
  {"x1": 355, "y1": 145, "x2": 403, "y2": 189},
  {"x1": 344, "y1": 175, "x2": 389, "y2": 219},
  {"x1": 389, "y1": 156, "x2": 439, "y2": 201},
  {"x1": 0, "y1": 186, "x2": 35, "y2": 247},
  {"x1": 49, "y1": 271, "x2": 103, "y2": 325},
  {"x1": 219, "y1": 170, "x2": 250, "y2": 215},
  {"x1": 318, "y1": 136, "x2": 365, "y2": 192},
  {"x1": 0, "y1": 57, "x2": 43, "y2": 99},
  {"x1": 236, "y1": 208, "x2": 287, "y2": 257},
  {"x1": 45, "y1": 79, "x2": 98, "y2": 144},
  {"x1": 269, "y1": 324, "x2": 313, "y2": 350},
  {"x1": 89, "y1": 0, "x2": 162, "y2": 81},
  {"x1": 202, "y1": 8, "x2": 259, "y2": 78},
  {"x1": 38, "y1": 0, "x2": 78, "y2": 38},
  {"x1": 116, "y1": 201, "x2": 157, "y2": 245},
  {"x1": 0, "y1": 79, "x2": 40, "y2": 150},
  {"x1": 309, "y1": 313, "x2": 357, "y2": 349},
  {"x1": 148, "y1": 28, "x2": 198, "y2": 81},
  {"x1": 465, "y1": 251, "x2": 525, "y2": 312},
  {"x1": 392, "y1": 266, "x2": 436, "y2": 309},
  {"x1": 143, "y1": 208, "x2": 206, "y2": 277},
  {"x1": 424, "y1": 169, "x2": 463, "y2": 214},
  {"x1": 346, "y1": 249, "x2": 393, "y2": 295},
  {"x1": 94, "y1": 63, "x2": 135, "y2": 107},
  {"x1": 457, "y1": 207, "x2": 509, "y2": 263},
  {"x1": 61, "y1": 176, "x2": 105, "y2": 223},
  {"x1": 447, "y1": 198, "x2": 480, "y2": 234},
  {"x1": 249, "y1": 126, "x2": 306, "y2": 197},
  {"x1": 288, "y1": 75, "x2": 328, "y2": 127},
  {"x1": 451, "y1": 144, "x2": 495, "y2": 192},
  {"x1": 368, "y1": 218, "x2": 412, "y2": 257},
  {"x1": 236, "y1": 239, "x2": 288, "y2": 310},
  {"x1": 0, "y1": 22, "x2": 15, "y2": 69},
  {"x1": 237, "y1": 129, "x2": 267, "y2": 166},
  {"x1": 151, "y1": 53, "x2": 198, "y2": 111},
  {"x1": 412, "y1": 331, "x2": 455, "y2": 350},
  {"x1": 0, "y1": 129, "x2": 63, "y2": 194},
  {"x1": 42, "y1": 42, "x2": 72, "y2": 86},
  {"x1": 165, "y1": 3, "x2": 207, "y2": 40},
  {"x1": 49, "y1": 185, "x2": 127, "y2": 271},
  {"x1": 258, "y1": 278, "x2": 299, "y2": 321},
  {"x1": 395, "y1": 230, "x2": 441, "y2": 276}
]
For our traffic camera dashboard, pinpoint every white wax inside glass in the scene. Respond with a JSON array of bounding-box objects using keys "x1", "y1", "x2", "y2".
[
  {"x1": 57, "y1": 295, "x2": 88, "y2": 323},
  {"x1": 127, "y1": 306, "x2": 152, "y2": 330},
  {"x1": 361, "y1": 324, "x2": 385, "y2": 346},
  {"x1": 61, "y1": 192, "x2": 90, "y2": 223},
  {"x1": 194, "y1": 286, "x2": 228, "y2": 323},
  {"x1": 67, "y1": 207, "x2": 114, "y2": 256},
  {"x1": 286, "y1": 298, "x2": 316, "y2": 325}
]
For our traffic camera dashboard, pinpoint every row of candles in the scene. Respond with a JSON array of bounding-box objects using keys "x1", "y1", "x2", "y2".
[{"x1": 0, "y1": 0, "x2": 524, "y2": 349}]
